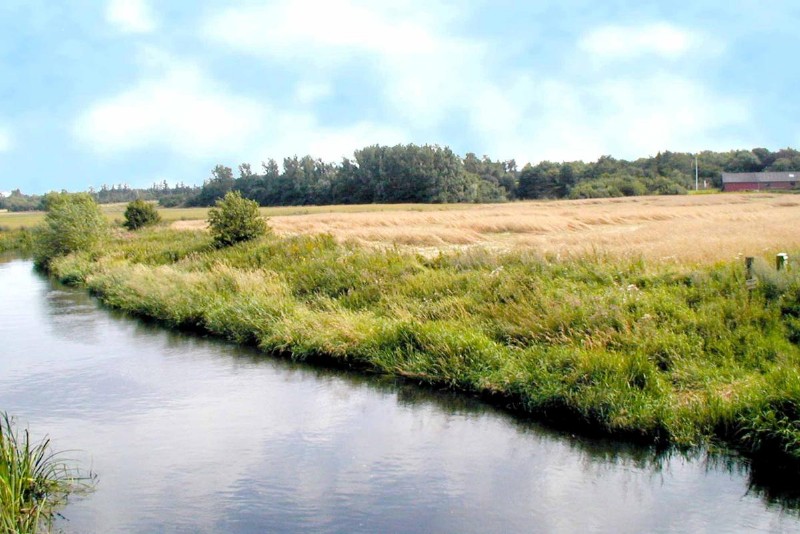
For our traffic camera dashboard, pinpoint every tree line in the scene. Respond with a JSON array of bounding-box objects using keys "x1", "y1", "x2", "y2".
[{"x1": 3, "y1": 145, "x2": 800, "y2": 211}]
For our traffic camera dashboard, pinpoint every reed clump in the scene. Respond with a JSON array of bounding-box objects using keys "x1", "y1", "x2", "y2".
[
  {"x1": 0, "y1": 228, "x2": 34, "y2": 255},
  {"x1": 0, "y1": 413, "x2": 95, "y2": 534},
  {"x1": 41, "y1": 226, "x2": 800, "y2": 468}
]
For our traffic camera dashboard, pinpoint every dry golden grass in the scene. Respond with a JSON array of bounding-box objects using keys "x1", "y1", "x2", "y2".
[{"x1": 174, "y1": 193, "x2": 800, "y2": 264}]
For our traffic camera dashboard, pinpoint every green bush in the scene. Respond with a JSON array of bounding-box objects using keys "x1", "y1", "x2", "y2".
[
  {"x1": 33, "y1": 192, "x2": 108, "y2": 268},
  {"x1": 207, "y1": 191, "x2": 268, "y2": 247},
  {"x1": 123, "y1": 199, "x2": 161, "y2": 230}
]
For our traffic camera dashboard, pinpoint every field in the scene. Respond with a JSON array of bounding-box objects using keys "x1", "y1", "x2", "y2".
[
  {"x1": 4, "y1": 194, "x2": 799, "y2": 265},
  {"x1": 174, "y1": 194, "x2": 800, "y2": 265}
]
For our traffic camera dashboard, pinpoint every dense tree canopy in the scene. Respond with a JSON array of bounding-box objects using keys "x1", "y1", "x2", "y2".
[{"x1": 3, "y1": 146, "x2": 800, "y2": 211}]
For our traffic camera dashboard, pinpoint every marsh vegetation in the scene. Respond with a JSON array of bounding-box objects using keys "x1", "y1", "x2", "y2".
[
  {"x1": 0, "y1": 413, "x2": 94, "y2": 533},
  {"x1": 31, "y1": 216, "x2": 800, "y2": 470}
]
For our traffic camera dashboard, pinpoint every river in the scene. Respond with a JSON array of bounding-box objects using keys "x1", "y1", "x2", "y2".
[{"x1": 0, "y1": 258, "x2": 797, "y2": 533}]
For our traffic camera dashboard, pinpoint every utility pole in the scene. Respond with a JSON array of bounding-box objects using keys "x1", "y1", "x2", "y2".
[{"x1": 695, "y1": 154, "x2": 699, "y2": 191}]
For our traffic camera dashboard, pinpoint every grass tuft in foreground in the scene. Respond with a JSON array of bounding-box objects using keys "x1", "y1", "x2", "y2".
[{"x1": 0, "y1": 413, "x2": 95, "y2": 534}]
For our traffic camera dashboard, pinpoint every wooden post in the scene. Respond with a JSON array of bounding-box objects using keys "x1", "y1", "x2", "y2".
[
  {"x1": 777, "y1": 253, "x2": 789, "y2": 271},
  {"x1": 745, "y1": 257, "x2": 757, "y2": 292}
]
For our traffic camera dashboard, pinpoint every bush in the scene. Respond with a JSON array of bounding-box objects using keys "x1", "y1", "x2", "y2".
[
  {"x1": 207, "y1": 191, "x2": 268, "y2": 247},
  {"x1": 123, "y1": 199, "x2": 161, "y2": 230},
  {"x1": 33, "y1": 192, "x2": 108, "y2": 268}
]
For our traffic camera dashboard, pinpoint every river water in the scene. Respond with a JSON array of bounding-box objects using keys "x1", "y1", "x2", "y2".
[{"x1": 0, "y1": 258, "x2": 798, "y2": 533}]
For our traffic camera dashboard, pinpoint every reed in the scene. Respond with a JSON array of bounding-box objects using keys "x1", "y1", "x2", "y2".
[
  {"x1": 0, "y1": 413, "x2": 95, "y2": 534},
  {"x1": 0, "y1": 228, "x2": 34, "y2": 254}
]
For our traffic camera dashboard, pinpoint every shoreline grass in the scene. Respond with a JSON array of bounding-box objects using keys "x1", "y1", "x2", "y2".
[
  {"x1": 0, "y1": 228, "x2": 34, "y2": 255},
  {"x1": 0, "y1": 413, "x2": 95, "y2": 534},
  {"x1": 33, "y1": 225, "x2": 800, "y2": 471}
]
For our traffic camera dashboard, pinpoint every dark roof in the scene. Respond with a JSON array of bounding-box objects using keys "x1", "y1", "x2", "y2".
[{"x1": 722, "y1": 172, "x2": 798, "y2": 183}]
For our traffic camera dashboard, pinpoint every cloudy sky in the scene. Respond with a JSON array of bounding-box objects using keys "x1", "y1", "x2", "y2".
[{"x1": 1, "y1": 0, "x2": 798, "y2": 193}]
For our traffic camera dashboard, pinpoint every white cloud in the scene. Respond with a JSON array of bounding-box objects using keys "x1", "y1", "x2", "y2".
[
  {"x1": 106, "y1": 0, "x2": 157, "y2": 34},
  {"x1": 578, "y1": 23, "x2": 707, "y2": 62},
  {"x1": 261, "y1": 120, "x2": 408, "y2": 163},
  {"x1": 203, "y1": 0, "x2": 443, "y2": 63},
  {"x1": 203, "y1": 0, "x2": 485, "y2": 129},
  {"x1": 201, "y1": 4, "x2": 749, "y2": 165},
  {"x1": 294, "y1": 82, "x2": 332, "y2": 106},
  {"x1": 475, "y1": 73, "x2": 750, "y2": 165},
  {"x1": 74, "y1": 60, "x2": 266, "y2": 158},
  {"x1": 73, "y1": 52, "x2": 408, "y2": 163}
]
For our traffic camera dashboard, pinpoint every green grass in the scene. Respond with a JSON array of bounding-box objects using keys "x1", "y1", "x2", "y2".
[
  {"x1": 25, "y1": 226, "x2": 800, "y2": 469},
  {"x1": 0, "y1": 228, "x2": 34, "y2": 254},
  {"x1": 0, "y1": 413, "x2": 94, "y2": 534}
]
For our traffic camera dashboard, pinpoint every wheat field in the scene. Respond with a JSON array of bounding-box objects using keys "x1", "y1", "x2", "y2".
[{"x1": 172, "y1": 194, "x2": 800, "y2": 264}]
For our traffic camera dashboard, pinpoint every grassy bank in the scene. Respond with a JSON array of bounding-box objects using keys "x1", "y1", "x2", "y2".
[
  {"x1": 0, "y1": 413, "x2": 94, "y2": 533},
  {"x1": 0, "y1": 228, "x2": 33, "y2": 254},
  {"x1": 38, "y1": 227, "x2": 800, "y2": 467}
]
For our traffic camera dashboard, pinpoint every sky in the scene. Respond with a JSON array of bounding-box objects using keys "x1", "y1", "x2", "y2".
[{"x1": 1, "y1": 0, "x2": 799, "y2": 194}]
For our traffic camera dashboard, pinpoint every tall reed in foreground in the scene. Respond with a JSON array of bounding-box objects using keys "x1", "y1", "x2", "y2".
[{"x1": 0, "y1": 413, "x2": 94, "y2": 534}]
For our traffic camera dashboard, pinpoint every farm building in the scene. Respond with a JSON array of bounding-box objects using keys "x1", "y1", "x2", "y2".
[{"x1": 722, "y1": 172, "x2": 799, "y2": 192}]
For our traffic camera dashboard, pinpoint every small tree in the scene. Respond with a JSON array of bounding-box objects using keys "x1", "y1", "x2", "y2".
[
  {"x1": 33, "y1": 192, "x2": 108, "y2": 268},
  {"x1": 207, "y1": 191, "x2": 267, "y2": 247},
  {"x1": 123, "y1": 199, "x2": 161, "y2": 230}
]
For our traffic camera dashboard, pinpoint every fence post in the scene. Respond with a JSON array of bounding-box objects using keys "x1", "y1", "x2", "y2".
[
  {"x1": 777, "y1": 253, "x2": 789, "y2": 271},
  {"x1": 745, "y1": 257, "x2": 757, "y2": 292}
]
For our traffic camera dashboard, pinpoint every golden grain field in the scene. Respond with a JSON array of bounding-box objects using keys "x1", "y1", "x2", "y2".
[
  {"x1": 4, "y1": 193, "x2": 798, "y2": 264},
  {"x1": 173, "y1": 193, "x2": 800, "y2": 264}
]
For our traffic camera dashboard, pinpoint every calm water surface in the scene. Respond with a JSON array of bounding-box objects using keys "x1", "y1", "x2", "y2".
[{"x1": 1, "y1": 258, "x2": 798, "y2": 533}]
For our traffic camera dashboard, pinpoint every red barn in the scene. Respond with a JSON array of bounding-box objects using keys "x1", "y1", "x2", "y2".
[{"x1": 722, "y1": 172, "x2": 799, "y2": 192}]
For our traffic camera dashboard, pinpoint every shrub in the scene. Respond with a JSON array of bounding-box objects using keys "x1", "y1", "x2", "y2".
[
  {"x1": 123, "y1": 199, "x2": 161, "y2": 230},
  {"x1": 207, "y1": 191, "x2": 268, "y2": 247},
  {"x1": 33, "y1": 192, "x2": 108, "y2": 268}
]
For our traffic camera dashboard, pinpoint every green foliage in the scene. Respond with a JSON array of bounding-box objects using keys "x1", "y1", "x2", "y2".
[
  {"x1": 0, "y1": 228, "x2": 34, "y2": 254},
  {"x1": 123, "y1": 199, "x2": 161, "y2": 230},
  {"x1": 4, "y1": 147, "x2": 800, "y2": 212},
  {"x1": 0, "y1": 190, "x2": 43, "y2": 212},
  {"x1": 6, "y1": 147, "x2": 800, "y2": 213},
  {"x1": 207, "y1": 191, "x2": 268, "y2": 247},
  {"x1": 0, "y1": 413, "x2": 95, "y2": 533},
  {"x1": 32, "y1": 192, "x2": 107, "y2": 268}
]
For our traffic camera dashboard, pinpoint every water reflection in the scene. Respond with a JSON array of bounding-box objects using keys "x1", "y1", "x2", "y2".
[{"x1": 1, "y1": 260, "x2": 799, "y2": 533}]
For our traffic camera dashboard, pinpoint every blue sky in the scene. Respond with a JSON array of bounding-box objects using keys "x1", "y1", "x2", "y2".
[{"x1": 1, "y1": 0, "x2": 799, "y2": 194}]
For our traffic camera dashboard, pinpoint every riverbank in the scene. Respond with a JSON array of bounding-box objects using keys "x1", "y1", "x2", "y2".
[
  {"x1": 37, "y1": 227, "x2": 800, "y2": 468},
  {"x1": 0, "y1": 228, "x2": 32, "y2": 254}
]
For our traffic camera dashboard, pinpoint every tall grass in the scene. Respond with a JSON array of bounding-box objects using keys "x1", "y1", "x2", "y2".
[
  {"x1": 38, "y1": 226, "x2": 800, "y2": 469},
  {"x1": 0, "y1": 413, "x2": 95, "y2": 533}
]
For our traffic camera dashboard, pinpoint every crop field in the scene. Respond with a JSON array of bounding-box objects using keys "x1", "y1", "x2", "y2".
[
  {"x1": 173, "y1": 193, "x2": 800, "y2": 265},
  {"x1": 4, "y1": 193, "x2": 799, "y2": 265}
]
